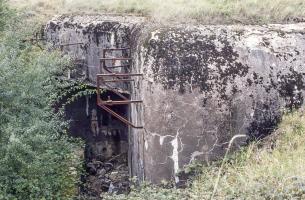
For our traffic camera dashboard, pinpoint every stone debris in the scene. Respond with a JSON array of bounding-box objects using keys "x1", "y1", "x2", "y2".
[{"x1": 80, "y1": 153, "x2": 130, "y2": 199}]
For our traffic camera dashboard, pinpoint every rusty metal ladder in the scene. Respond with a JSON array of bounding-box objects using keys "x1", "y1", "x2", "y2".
[{"x1": 97, "y1": 47, "x2": 143, "y2": 129}]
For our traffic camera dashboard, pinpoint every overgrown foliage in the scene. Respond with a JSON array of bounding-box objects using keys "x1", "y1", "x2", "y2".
[
  {"x1": 9, "y1": 0, "x2": 305, "y2": 24},
  {"x1": 0, "y1": 3, "x2": 83, "y2": 199},
  {"x1": 105, "y1": 110, "x2": 305, "y2": 200}
]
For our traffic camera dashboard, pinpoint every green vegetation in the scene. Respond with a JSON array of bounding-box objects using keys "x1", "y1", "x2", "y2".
[
  {"x1": 3, "y1": 0, "x2": 305, "y2": 199},
  {"x1": 0, "y1": 1, "x2": 83, "y2": 199},
  {"x1": 9, "y1": 0, "x2": 305, "y2": 24},
  {"x1": 105, "y1": 110, "x2": 305, "y2": 199}
]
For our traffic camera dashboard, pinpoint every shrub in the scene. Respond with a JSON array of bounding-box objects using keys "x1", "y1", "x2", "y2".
[{"x1": 0, "y1": 4, "x2": 83, "y2": 199}]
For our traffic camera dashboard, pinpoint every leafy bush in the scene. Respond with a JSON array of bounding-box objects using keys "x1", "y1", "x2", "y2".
[{"x1": 0, "y1": 4, "x2": 83, "y2": 199}]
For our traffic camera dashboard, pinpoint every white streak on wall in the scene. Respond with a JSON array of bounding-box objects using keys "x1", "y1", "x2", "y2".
[
  {"x1": 110, "y1": 32, "x2": 115, "y2": 46},
  {"x1": 189, "y1": 151, "x2": 204, "y2": 164},
  {"x1": 170, "y1": 137, "x2": 179, "y2": 183},
  {"x1": 145, "y1": 140, "x2": 148, "y2": 150},
  {"x1": 160, "y1": 136, "x2": 166, "y2": 145}
]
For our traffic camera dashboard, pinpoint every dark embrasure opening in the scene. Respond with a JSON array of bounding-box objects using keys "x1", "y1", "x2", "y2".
[{"x1": 65, "y1": 89, "x2": 130, "y2": 196}]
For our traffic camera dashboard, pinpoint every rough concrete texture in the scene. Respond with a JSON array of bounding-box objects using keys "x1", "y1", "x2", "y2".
[
  {"x1": 134, "y1": 24, "x2": 305, "y2": 183},
  {"x1": 45, "y1": 14, "x2": 145, "y2": 90},
  {"x1": 46, "y1": 15, "x2": 305, "y2": 184}
]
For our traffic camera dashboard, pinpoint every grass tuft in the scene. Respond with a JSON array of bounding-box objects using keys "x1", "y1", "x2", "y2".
[
  {"x1": 9, "y1": 0, "x2": 305, "y2": 24},
  {"x1": 190, "y1": 109, "x2": 305, "y2": 199}
]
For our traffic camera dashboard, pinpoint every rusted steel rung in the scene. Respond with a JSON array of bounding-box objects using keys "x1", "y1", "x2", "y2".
[
  {"x1": 107, "y1": 65, "x2": 130, "y2": 69},
  {"x1": 97, "y1": 47, "x2": 143, "y2": 128},
  {"x1": 97, "y1": 103, "x2": 143, "y2": 129},
  {"x1": 59, "y1": 42, "x2": 84, "y2": 47},
  {"x1": 102, "y1": 48, "x2": 131, "y2": 59},
  {"x1": 100, "y1": 60, "x2": 126, "y2": 75},
  {"x1": 100, "y1": 47, "x2": 132, "y2": 75},
  {"x1": 102, "y1": 100, "x2": 143, "y2": 105},
  {"x1": 98, "y1": 47, "x2": 131, "y2": 51},
  {"x1": 100, "y1": 57, "x2": 132, "y2": 61},
  {"x1": 96, "y1": 73, "x2": 143, "y2": 128},
  {"x1": 96, "y1": 71, "x2": 130, "y2": 100},
  {"x1": 101, "y1": 83, "x2": 129, "y2": 101},
  {"x1": 97, "y1": 73, "x2": 143, "y2": 77},
  {"x1": 96, "y1": 76, "x2": 142, "y2": 104},
  {"x1": 103, "y1": 79, "x2": 134, "y2": 83}
]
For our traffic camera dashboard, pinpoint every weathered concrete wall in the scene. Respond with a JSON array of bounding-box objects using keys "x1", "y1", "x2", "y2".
[
  {"x1": 45, "y1": 15, "x2": 146, "y2": 180},
  {"x1": 46, "y1": 15, "x2": 305, "y2": 184},
  {"x1": 134, "y1": 24, "x2": 305, "y2": 183},
  {"x1": 45, "y1": 15, "x2": 145, "y2": 89}
]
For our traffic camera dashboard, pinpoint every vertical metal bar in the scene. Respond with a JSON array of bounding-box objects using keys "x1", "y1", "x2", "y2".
[
  {"x1": 96, "y1": 76, "x2": 101, "y2": 105},
  {"x1": 96, "y1": 47, "x2": 143, "y2": 128},
  {"x1": 98, "y1": 103, "x2": 143, "y2": 129}
]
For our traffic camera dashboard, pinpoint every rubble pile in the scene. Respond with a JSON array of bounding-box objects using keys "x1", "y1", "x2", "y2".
[{"x1": 81, "y1": 153, "x2": 130, "y2": 198}]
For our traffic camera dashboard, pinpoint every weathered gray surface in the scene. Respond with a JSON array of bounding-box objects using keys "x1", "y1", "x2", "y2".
[
  {"x1": 46, "y1": 16, "x2": 305, "y2": 184},
  {"x1": 133, "y1": 24, "x2": 305, "y2": 183},
  {"x1": 45, "y1": 14, "x2": 147, "y2": 183},
  {"x1": 45, "y1": 14, "x2": 145, "y2": 89}
]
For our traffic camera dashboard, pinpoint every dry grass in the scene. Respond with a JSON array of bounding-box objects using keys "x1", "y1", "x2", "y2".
[
  {"x1": 9, "y1": 0, "x2": 305, "y2": 24},
  {"x1": 190, "y1": 110, "x2": 305, "y2": 199}
]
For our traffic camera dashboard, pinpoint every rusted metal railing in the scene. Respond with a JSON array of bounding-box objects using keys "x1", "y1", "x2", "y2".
[
  {"x1": 96, "y1": 47, "x2": 143, "y2": 129},
  {"x1": 56, "y1": 42, "x2": 143, "y2": 128},
  {"x1": 100, "y1": 48, "x2": 131, "y2": 74},
  {"x1": 96, "y1": 73, "x2": 143, "y2": 129}
]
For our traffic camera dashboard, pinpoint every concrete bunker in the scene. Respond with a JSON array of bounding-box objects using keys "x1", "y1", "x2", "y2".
[{"x1": 46, "y1": 15, "x2": 305, "y2": 189}]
